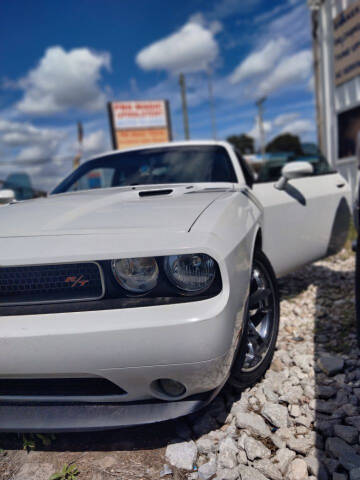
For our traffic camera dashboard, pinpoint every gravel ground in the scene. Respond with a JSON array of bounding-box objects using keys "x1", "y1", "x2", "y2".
[{"x1": 0, "y1": 249, "x2": 358, "y2": 480}]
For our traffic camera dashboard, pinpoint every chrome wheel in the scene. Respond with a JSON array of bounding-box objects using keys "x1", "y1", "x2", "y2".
[{"x1": 242, "y1": 262, "x2": 276, "y2": 372}]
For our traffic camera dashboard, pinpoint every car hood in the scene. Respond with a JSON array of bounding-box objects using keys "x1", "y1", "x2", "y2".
[{"x1": 0, "y1": 185, "x2": 232, "y2": 238}]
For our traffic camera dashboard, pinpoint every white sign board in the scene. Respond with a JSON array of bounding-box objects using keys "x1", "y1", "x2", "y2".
[
  {"x1": 112, "y1": 101, "x2": 167, "y2": 129},
  {"x1": 108, "y1": 100, "x2": 172, "y2": 150}
]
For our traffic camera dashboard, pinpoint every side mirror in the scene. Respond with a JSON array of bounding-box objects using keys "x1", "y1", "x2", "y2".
[
  {"x1": 275, "y1": 161, "x2": 314, "y2": 190},
  {"x1": 0, "y1": 189, "x2": 15, "y2": 204}
]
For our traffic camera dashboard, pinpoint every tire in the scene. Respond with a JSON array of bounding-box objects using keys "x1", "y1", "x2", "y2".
[{"x1": 229, "y1": 249, "x2": 280, "y2": 390}]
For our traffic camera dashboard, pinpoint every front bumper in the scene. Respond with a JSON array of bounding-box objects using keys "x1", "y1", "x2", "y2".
[
  {"x1": 0, "y1": 289, "x2": 245, "y2": 431},
  {"x1": 0, "y1": 390, "x2": 220, "y2": 433}
]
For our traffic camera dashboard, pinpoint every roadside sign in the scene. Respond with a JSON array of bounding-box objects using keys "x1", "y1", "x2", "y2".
[{"x1": 107, "y1": 100, "x2": 172, "y2": 150}]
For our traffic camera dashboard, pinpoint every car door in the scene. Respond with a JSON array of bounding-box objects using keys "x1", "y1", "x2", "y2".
[
  {"x1": 236, "y1": 147, "x2": 353, "y2": 278},
  {"x1": 253, "y1": 172, "x2": 351, "y2": 276}
]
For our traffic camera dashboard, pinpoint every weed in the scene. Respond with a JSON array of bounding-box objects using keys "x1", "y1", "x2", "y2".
[
  {"x1": 36, "y1": 433, "x2": 56, "y2": 447},
  {"x1": 22, "y1": 435, "x2": 36, "y2": 453},
  {"x1": 22, "y1": 433, "x2": 56, "y2": 452},
  {"x1": 49, "y1": 463, "x2": 79, "y2": 480}
]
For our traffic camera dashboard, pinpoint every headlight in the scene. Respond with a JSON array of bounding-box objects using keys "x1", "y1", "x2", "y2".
[
  {"x1": 164, "y1": 254, "x2": 216, "y2": 293},
  {"x1": 111, "y1": 257, "x2": 159, "y2": 293}
]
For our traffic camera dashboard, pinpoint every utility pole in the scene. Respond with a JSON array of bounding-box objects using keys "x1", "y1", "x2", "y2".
[
  {"x1": 308, "y1": 0, "x2": 324, "y2": 153},
  {"x1": 73, "y1": 121, "x2": 83, "y2": 170},
  {"x1": 256, "y1": 97, "x2": 267, "y2": 159},
  {"x1": 207, "y1": 69, "x2": 217, "y2": 140},
  {"x1": 179, "y1": 73, "x2": 190, "y2": 140}
]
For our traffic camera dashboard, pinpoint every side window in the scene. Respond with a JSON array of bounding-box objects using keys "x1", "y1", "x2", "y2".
[
  {"x1": 250, "y1": 152, "x2": 335, "y2": 184},
  {"x1": 299, "y1": 154, "x2": 335, "y2": 175},
  {"x1": 256, "y1": 154, "x2": 288, "y2": 183},
  {"x1": 68, "y1": 167, "x2": 116, "y2": 192}
]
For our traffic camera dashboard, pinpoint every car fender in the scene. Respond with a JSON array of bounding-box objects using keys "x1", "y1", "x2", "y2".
[{"x1": 191, "y1": 189, "x2": 262, "y2": 359}]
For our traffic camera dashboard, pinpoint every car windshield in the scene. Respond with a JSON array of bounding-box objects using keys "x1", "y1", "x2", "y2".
[{"x1": 52, "y1": 145, "x2": 237, "y2": 194}]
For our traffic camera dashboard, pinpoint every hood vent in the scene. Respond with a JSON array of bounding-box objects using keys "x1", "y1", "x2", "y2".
[{"x1": 139, "y1": 189, "x2": 173, "y2": 198}]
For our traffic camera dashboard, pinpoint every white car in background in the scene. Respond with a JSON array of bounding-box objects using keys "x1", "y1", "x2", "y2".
[
  {"x1": 0, "y1": 189, "x2": 15, "y2": 205},
  {"x1": 0, "y1": 141, "x2": 351, "y2": 432}
]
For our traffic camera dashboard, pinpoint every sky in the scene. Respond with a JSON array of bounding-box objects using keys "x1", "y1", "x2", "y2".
[{"x1": 0, "y1": 0, "x2": 315, "y2": 191}]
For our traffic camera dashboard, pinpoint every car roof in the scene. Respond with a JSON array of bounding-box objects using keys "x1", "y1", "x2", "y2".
[{"x1": 85, "y1": 140, "x2": 233, "y2": 162}]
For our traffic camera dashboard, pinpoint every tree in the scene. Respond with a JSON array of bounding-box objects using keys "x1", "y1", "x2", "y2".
[
  {"x1": 227, "y1": 134, "x2": 255, "y2": 154},
  {"x1": 266, "y1": 133, "x2": 303, "y2": 155}
]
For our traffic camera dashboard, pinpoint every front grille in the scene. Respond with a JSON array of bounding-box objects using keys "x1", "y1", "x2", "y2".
[
  {"x1": 0, "y1": 262, "x2": 104, "y2": 306},
  {"x1": 0, "y1": 378, "x2": 126, "y2": 397}
]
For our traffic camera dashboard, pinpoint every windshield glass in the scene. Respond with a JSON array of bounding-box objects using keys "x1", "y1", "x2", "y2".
[{"x1": 52, "y1": 145, "x2": 237, "y2": 194}]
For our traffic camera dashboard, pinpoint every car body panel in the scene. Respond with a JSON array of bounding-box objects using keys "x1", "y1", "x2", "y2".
[
  {"x1": 0, "y1": 185, "x2": 233, "y2": 238},
  {"x1": 253, "y1": 172, "x2": 351, "y2": 276}
]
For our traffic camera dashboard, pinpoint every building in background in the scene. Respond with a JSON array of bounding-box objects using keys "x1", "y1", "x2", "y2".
[
  {"x1": 107, "y1": 100, "x2": 172, "y2": 150},
  {"x1": 309, "y1": 0, "x2": 360, "y2": 198}
]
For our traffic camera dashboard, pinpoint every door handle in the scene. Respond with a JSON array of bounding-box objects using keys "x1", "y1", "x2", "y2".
[{"x1": 336, "y1": 182, "x2": 345, "y2": 188}]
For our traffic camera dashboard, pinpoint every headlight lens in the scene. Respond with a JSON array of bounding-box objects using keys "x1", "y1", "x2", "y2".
[
  {"x1": 111, "y1": 257, "x2": 159, "y2": 293},
  {"x1": 164, "y1": 254, "x2": 216, "y2": 293}
]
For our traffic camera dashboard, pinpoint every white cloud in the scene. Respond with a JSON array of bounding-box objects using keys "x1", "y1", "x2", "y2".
[
  {"x1": 248, "y1": 118, "x2": 272, "y2": 142},
  {"x1": 266, "y1": 4, "x2": 311, "y2": 51},
  {"x1": 228, "y1": 2, "x2": 313, "y2": 100},
  {"x1": 189, "y1": 13, "x2": 223, "y2": 34},
  {"x1": 0, "y1": 119, "x2": 112, "y2": 191},
  {"x1": 308, "y1": 75, "x2": 315, "y2": 92},
  {"x1": 210, "y1": 0, "x2": 262, "y2": 18},
  {"x1": 129, "y1": 77, "x2": 140, "y2": 97},
  {"x1": 289, "y1": 0, "x2": 303, "y2": 6},
  {"x1": 229, "y1": 38, "x2": 289, "y2": 84},
  {"x1": 15, "y1": 144, "x2": 57, "y2": 164},
  {"x1": 281, "y1": 119, "x2": 314, "y2": 136},
  {"x1": 136, "y1": 20, "x2": 219, "y2": 74},
  {"x1": 16, "y1": 46, "x2": 111, "y2": 115},
  {"x1": 82, "y1": 130, "x2": 108, "y2": 155},
  {"x1": 258, "y1": 50, "x2": 313, "y2": 96},
  {"x1": 254, "y1": 4, "x2": 290, "y2": 24},
  {"x1": 0, "y1": 119, "x2": 63, "y2": 147},
  {"x1": 0, "y1": 119, "x2": 65, "y2": 164},
  {"x1": 247, "y1": 113, "x2": 314, "y2": 146},
  {"x1": 273, "y1": 113, "x2": 300, "y2": 128}
]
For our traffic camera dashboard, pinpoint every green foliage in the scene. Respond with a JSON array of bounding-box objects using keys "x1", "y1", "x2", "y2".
[
  {"x1": 266, "y1": 133, "x2": 303, "y2": 155},
  {"x1": 22, "y1": 433, "x2": 56, "y2": 452},
  {"x1": 49, "y1": 463, "x2": 79, "y2": 480},
  {"x1": 36, "y1": 433, "x2": 56, "y2": 447},
  {"x1": 227, "y1": 134, "x2": 255, "y2": 154},
  {"x1": 22, "y1": 435, "x2": 36, "y2": 453}
]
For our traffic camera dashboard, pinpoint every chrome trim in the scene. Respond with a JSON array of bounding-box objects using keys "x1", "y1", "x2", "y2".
[{"x1": 0, "y1": 261, "x2": 105, "y2": 307}]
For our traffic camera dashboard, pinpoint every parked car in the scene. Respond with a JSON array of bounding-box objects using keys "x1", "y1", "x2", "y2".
[
  {"x1": 0, "y1": 189, "x2": 15, "y2": 205},
  {"x1": 0, "y1": 141, "x2": 351, "y2": 431}
]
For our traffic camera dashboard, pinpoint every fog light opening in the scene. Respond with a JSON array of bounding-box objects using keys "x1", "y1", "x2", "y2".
[{"x1": 153, "y1": 378, "x2": 187, "y2": 399}]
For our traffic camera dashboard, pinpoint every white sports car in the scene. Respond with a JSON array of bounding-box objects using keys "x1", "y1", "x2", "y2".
[{"x1": 0, "y1": 141, "x2": 351, "y2": 431}]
